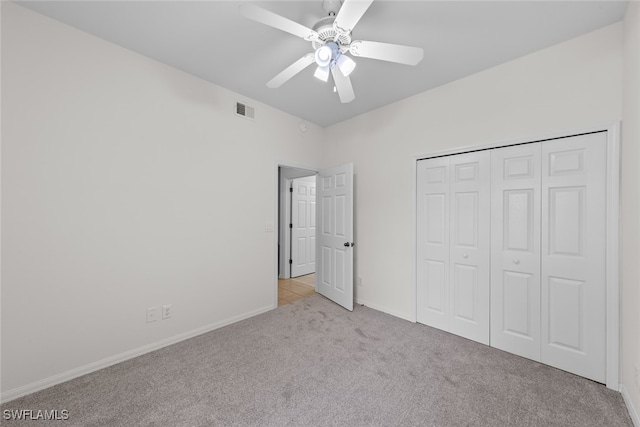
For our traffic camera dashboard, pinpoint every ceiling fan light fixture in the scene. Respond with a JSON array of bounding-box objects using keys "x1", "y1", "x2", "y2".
[
  {"x1": 315, "y1": 45, "x2": 333, "y2": 67},
  {"x1": 336, "y1": 54, "x2": 356, "y2": 77},
  {"x1": 241, "y1": 1, "x2": 422, "y2": 103},
  {"x1": 314, "y1": 65, "x2": 331, "y2": 82}
]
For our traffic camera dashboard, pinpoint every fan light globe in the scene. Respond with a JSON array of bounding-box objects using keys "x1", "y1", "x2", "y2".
[
  {"x1": 336, "y1": 54, "x2": 356, "y2": 77},
  {"x1": 315, "y1": 45, "x2": 332, "y2": 67},
  {"x1": 314, "y1": 65, "x2": 330, "y2": 82}
]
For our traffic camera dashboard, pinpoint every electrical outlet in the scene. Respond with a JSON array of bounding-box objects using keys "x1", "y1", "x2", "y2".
[
  {"x1": 357, "y1": 277, "x2": 363, "y2": 287},
  {"x1": 162, "y1": 304, "x2": 172, "y2": 320},
  {"x1": 146, "y1": 307, "x2": 160, "y2": 323}
]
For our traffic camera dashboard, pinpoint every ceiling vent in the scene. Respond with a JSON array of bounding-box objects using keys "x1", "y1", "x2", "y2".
[{"x1": 235, "y1": 101, "x2": 255, "y2": 120}]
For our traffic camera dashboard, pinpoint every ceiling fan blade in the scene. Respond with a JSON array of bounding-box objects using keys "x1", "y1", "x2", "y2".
[
  {"x1": 333, "y1": 0, "x2": 374, "y2": 35},
  {"x1": 240, "y1": 4, "x2": 319, "y2": 41},
  {"x1": 266, "y1": 54, "x2": 316, "y2": 88},
  {"x1": 331, "y1": 65, "x2": 355, "y2": 103},
  {"x1": 349, "y1": 40, "x2": 424, "y2": 66}
]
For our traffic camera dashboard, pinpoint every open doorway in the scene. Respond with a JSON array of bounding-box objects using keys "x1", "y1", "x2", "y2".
[
  {"x1": 275, "y1": 163, "x2": 355, "y2": 310},
  {"x1": 278, "y1": 166, "x2": 317, "y2": 306}
]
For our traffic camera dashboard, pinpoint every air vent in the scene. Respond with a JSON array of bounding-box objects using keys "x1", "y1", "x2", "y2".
[{"x1": 235, "y1": 101, "x2": 255, "y2": 120}]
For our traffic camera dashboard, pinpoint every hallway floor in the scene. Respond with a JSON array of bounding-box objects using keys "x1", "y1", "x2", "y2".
[{"x1": 278, "y1": 273, "x2": 316, "y2": 306}]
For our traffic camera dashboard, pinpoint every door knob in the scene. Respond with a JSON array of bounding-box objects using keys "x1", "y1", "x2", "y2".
[
  {"x1": 513, "y1": 259, "x2": 520, "y2": 264},
  {"x1": 344, "y1": 242, "x2": 349, "y2": 247},
  {"x1": 463, "y1": 253, "x2": 468, "y2": 259},
  {"x1": 344, "y1": 242, "x2": 355, "y2": 247}
]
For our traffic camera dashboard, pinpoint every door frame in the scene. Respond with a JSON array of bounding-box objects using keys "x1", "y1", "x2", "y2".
[
  {"x1": 411, "y1": 122, "x2": 620, "y2": 390},
  {"x1": 274, "y1": 162, "x2": 318, "y2": 305}
]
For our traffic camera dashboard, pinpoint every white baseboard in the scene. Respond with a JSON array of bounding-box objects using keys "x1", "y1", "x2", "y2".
[
  {"x1": 1, "y1": 304, "x2": 274, "y2": 404},
  {"x1": 355, "y1": 298, "x2": 413, "y2": 323},
  {"x1": 621, "y1": 383, "x2": 640, "y2": 427}
]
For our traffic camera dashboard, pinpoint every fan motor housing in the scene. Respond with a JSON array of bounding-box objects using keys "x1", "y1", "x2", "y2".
[{"x1": 311, "y1": 16, "x2": 351, "y2": 50}]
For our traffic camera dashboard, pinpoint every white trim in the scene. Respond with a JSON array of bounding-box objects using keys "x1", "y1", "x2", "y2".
[
  {"x1": 279, "y1": 176, "x2": 293, "y2": 280},
  {"x1": 413, "y1": 122, "x2": 621, "y2": 388},
  {"x1": 0, "y1": 304, "x2": 273, "y2": 404},
  {"x1": 413, "y1": 123, "x2": 617, "y2": 160},
  {"x1": 410, "y1": 157, "x2": 418, "y2": 323},
  {"x1": 355, "y1": 297, "x2": 413, "y2": 323},
  {"x1": 621, "y1": 384, "x2": 640, "y2": 427},
  {"x1": 605, "y1": 122, "x2": 621, "y2": 390}
]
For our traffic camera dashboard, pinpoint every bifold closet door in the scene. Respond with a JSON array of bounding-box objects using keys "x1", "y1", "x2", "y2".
[
  {"x1": 418, "y1": 132, "x2": 609, "y2": 383},
  {"x1": 417, "y1": 156, "x2": 451, "y2": 333},
  {"x1": 490, "y1": 133, "x2": 607, "y2": 382},
  {"x1": 417, "y1": 152, "x2": 490, "y2": 344},
  {"x1": 541, "y1": 133, "x2": 607, "y2": 383},
  {"x1": 490, "y1": 144, "x2": 542, "y2": 361}
]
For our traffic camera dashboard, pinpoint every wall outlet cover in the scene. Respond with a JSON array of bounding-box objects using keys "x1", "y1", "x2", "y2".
[
  {"x1": 162, "y1": 304, "x2": 172, "y2": 319},
  {"x1": 146, "y1": 307, "x2": 160, "y2": 323}
]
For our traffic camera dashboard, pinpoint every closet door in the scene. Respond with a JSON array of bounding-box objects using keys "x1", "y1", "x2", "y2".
[
  {"x1": 417, "y1": 153, "x2": 490, "y2": 344},
  {"x1": 541, "y1": 133, "x2": 607, "y2": 383},
  {"x1": 490, "y1": 144, "x2": 541, "y2": 361},
  {"x1": 448, "y1": 152, "x2": 491, "y2": 344},
  {"x1": 417, "y1": 157, "x2": 451, "y2": 332}
]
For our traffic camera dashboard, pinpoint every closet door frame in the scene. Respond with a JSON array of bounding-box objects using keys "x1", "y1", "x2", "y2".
[{"x1": 411, "y1": 123, "x2": 620, "y2": 390}]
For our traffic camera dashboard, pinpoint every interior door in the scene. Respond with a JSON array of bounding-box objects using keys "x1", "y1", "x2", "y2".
[
  {"x1": 291, "y1": 177, "x2": 316, "y2": 277},
  {"x1": 316, "y1": 163, "x2": 354, "y2": 311},
  {"x1": 490, "y1": 143, "x2": 542, "y2": 361},
  {"x1": 448, "y1": 152, "x2": 491, "y2": 344},
  {"x1": 417, "y1": 156, "x2": 451, "y2": 331},
  {"x1": 541, "y1": 133, "x2": 607, "y2": 383},
  {"x1": 417, "y1": 152, "x2": 490, "y2": 344}
]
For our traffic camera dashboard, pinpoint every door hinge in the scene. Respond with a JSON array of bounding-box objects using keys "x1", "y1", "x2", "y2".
[
  {"x1": 289, "y1": 259, "x2": 293, "y2": 265},
  {"x1": 290, "y1": 187, "x2": 293, "y2": 193},
  {"x1": 289, "y1": 223, "x2": 293, "y2": 229}
]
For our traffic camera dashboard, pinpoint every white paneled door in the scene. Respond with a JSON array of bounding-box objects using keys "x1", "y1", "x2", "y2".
[
  {"x1": 417, "y1": 152, "x2": 491, "y2": 344},
  {"x1": 490, "y1": 143, "x2": 542, "y2": 361},
  {"x1": 416, "y1": 156, "x2": 451, "y2": 332},
  {"x1": 316, "y1": 163, "x2": 354, "y2": 311},
  {"x1": 449, "y1": 152, "x2": 491, "y2": 343},
  {"x1": 291, "y1": 177, "x2": 316, "y2": 278},
  {"x1": 417, "y1": 131, "x2": 610, "y2": 384},
  {"x1": 541, "y1": 133, "x2": 607, "y2": 383}
]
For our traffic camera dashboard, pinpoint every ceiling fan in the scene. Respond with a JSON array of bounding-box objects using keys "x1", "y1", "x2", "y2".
[{"x1": 240, "y1": 0, "x2": 424, "y2": 103}]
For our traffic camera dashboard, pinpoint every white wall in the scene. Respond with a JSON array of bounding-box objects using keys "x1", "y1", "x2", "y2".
[
  {"x1": 1, "y1": 2, "x2": 324, "y2": 399},
  {"x1": 322, "y1": 23, "x2": 623, "y2": 320},
  {"x1": 621, "y1": 2, "x2": 640, "y2": 423}
]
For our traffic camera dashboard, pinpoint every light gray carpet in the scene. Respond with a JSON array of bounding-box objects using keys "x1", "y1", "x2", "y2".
[{"x1": 2, "y1": 294, "x2": 632, "y2": 426}]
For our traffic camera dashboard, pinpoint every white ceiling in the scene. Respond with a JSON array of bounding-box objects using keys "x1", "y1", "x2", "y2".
[{"x1": 16, "y1": 0, "x2": 628, "y2": 127}]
